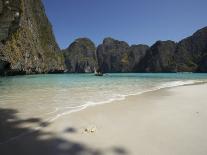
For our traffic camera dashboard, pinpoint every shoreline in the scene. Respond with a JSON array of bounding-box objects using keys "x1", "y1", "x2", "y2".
[
  {"x1": 47, "y1": 83, "x2": 207, "y2": 155},
  {"x1": 46, "y1": 80, "x2": 207, "y2": 123},
  {"x1": 0, "y1": 81, "x2": 206, "y2": 145},
  {"x1": 1, "y1": 83, "x2": 207, "y2": 155}
]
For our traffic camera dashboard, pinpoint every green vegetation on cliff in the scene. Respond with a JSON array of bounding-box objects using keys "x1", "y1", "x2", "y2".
[
  {"x1": 63, "y1": 38, "x2": 97, "y2": 73},
  {"x1": 0, "y1": 0, "x2": 64, "y2": 75}
]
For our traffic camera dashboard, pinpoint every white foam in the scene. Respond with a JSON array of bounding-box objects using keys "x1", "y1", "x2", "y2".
[
  {"x1": 48, "y1": 80, "x2": 206, "y2": 122},
  {"x1": 0, "y1": 79, "x2": 205, "y2": 145}
]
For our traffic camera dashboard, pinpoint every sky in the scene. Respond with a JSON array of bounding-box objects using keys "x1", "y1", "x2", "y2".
[{"x1": 42, "y1": 0, "x2": 207, "y2": 49}]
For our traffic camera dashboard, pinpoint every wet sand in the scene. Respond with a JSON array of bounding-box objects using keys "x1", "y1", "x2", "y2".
[{"x1": 1, "y1": 84, "x2": 207, "y2": 155}]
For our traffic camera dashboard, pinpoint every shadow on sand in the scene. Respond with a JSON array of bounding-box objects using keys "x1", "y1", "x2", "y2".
[{"x1": 0, "y1": 108, "x2": 128, "y2": 155}]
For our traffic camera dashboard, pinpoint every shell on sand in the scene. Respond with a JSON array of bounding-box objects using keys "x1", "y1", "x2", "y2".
[{"x1": 83, "y1": 125, "x2": 97, "y2": 133}]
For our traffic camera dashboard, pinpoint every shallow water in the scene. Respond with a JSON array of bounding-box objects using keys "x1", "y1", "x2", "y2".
[{"x1": 0, "y1": 73, "x2": 207, "y2": 122}]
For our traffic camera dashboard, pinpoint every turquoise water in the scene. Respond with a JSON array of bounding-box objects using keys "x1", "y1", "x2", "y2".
[{"x1": 0, "y1": 73, "x2": 207, "y2": 122}]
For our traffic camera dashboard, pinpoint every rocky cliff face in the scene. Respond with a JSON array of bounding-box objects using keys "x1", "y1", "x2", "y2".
[
  {"x1": 96, "y1": 38, "x2": 130, "y2": 73},
  {"x1": 95, "y1": 27, "x2": 207, "y2": 73},
  {"x1": 1, "y1": 0, "x2": 206, "y2": 76},
  {"x1": 197, "y1": 55, "x2": 207, "y2": 72},
  {"x1": 128, "y1": 44, "x2": 149, "y2": 72},
  {"x1": 63, "y1": 38, "x2": 97, "y2": 73},
  {"x1": 0, "y1": 0, "x2": 64, "y2": 75},
  {"x1": 136, "y1": 41, "x2": 177, "y2": 72},
  {"x1": 96, "y1": 38, "x2": 149, "y2": 73},
  {"x1": 137, "y1": 27, "x2": 207, "y2": 72},
  {"x1": 175, "y1": 27, "x2": 207, "y2": 72},
  {"x1": 63, "y1": 37, "x2": 149, "y2": 73}
]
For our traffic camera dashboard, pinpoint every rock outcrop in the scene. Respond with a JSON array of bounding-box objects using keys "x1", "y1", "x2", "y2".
[
  {"x1": 136, "y1": 27, "x2": 207, "y2": 72},
  {"x1": 95, "y1": 27, "x2": 207, "y2": 73},
  {"x1": 175, "y1": 27, "x2": 207, "y2": 72},
  {"x1": 136, "y1": 41, "x2": 177, "y2": 72},
  {"x1": 96, "y1": 38, "x2": 149, "y2": 73},
  {"x1": 1, "y1": 0, "x2": 206, "y2": 75},
  {"x1": 0, "y1": 0, "x2": 64, "y2": 75},
  {"x1": 63, "y1": 38, "x2": 97, "y2": 73},
  {"x1": 128, "y1": 44, "x2": 149, "y2": 72},
  {"x1": 96, "y1": 37, "x2": 130, "y2": 73},
  {"x1": 197, "y1": 56, "x2": 207, "y2": 72}
]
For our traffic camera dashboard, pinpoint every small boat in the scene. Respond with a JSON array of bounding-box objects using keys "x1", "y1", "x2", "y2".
[
  {"x1": 94, "y1": 68, "x2": 103, "y2": 76},
  {"x1": 95, "y1": 72, "x2": 103, "y2": 76}
]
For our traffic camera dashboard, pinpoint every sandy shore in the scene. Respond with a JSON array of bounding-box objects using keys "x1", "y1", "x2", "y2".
[{"x1": 1, "y1": 84, "x2": 207, "y2": 155}]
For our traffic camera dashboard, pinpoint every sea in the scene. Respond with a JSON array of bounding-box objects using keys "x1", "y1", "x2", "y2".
[{"x1": 0, "y1": 73, "x2": 207, "y2": 125}]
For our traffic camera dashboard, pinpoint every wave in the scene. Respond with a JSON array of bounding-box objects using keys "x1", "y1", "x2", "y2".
[
  {"x1": 47, "y1": 79, "x2": 207, "y2": 123},
  {"x1": 1, "y1": 79, "x2": 206, "y2": 145}
]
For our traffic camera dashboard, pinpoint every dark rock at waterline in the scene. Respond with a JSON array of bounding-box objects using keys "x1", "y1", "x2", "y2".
[
  {"x1": 0, "y1": 59, "x2": 10, "y2": 75},
  {"x1": 197, "y1": 55, "x2": 207, "y2": 72},
  {"x1": 63, "y1": 38, "x2": 97, "y2": 73},
  {"x1": 0, "y1": 0, "x2": 64, "y2": 76}
]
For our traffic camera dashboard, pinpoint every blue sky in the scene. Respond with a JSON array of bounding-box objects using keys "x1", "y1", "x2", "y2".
[{"x1": 43, "y1": 0, "x2": 207, "y2": 49}]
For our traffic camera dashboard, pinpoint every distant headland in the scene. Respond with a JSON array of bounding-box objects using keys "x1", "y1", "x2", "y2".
[{"x1": 0, "y1": 0, "x2": 207, "y2": 76}]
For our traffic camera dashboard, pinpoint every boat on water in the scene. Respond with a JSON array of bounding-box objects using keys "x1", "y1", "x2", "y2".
[
  {"x1": 95, "y1": 72, "x2": 103, "y2": 76},
  {"x1": 94, "y1": 68, "x2": 103, "y2": 76}
]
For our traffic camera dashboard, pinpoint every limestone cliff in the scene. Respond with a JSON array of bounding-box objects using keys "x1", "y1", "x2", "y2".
[
  {"x1": 175, "y1": 27, "x2": 207, "y2": 72},
  {"x1": 63, "y1": 38, "x2": 97, "y2": 73},
  {"x1": 63, "y1": 27, "x2": 207, "y2": 73},
  {"x1": 96, "y1": 38, "x2": 149, "y2": 73},
  {"x1": 137, "y1": 27, "x2": 207, "y2": 72},
  {"x1": 0, "y1": 0, "x2": 64, "y2": 75},
  {"x1": 96, "y1": 27, "x2": 207, "y2": 73},
  {"x1": 127, "y1": 44, "x2": 149, "y2": 72},
  {"x1": 137, "y1": 41, "x2": 177, "y2": 72},
  {"x1": 96, "y1": 38, "x2": 130, "y2": 73}
]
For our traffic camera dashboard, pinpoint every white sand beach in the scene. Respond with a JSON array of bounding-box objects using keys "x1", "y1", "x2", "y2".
[{"x1": 1, "y1": 84, "x2": 207, "y2": 155}]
